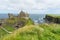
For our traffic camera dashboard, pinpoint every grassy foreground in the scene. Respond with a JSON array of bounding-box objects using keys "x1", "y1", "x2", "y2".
[
  {"x1": 0, "y1": 23, "x2": 60, "y2": 40},
  {"x1": 0, "y1": 25, "x2": 15, "y2": 38}
]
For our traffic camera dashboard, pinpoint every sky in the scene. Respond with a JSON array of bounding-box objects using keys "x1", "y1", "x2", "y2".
[{"x1": 0, "y1": 0, "x2": 60, "y2": 14}]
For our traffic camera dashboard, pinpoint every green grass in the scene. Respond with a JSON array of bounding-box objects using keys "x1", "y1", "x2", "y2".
[
  {"x1": 0, "y1": 25, "x2": 15, "y2": 38},
  {"x1": 0, "y1": 23, "x2": 60, "y2": 40},
  {"x1": 39, "y1": 23, "x2": 60, "y2": 40},
  {"x1": 3, "y1": 25, "x2": 15, "y2": 31},
  {"x1": 0, "y1": 18, "x2": 33, "y2": 39},
  {"x1": 0, "y1": 28, "x2": 8, "y2": 38},
  {"x1": 0, "y1": 25, "x2": 39, "y2": 40}
]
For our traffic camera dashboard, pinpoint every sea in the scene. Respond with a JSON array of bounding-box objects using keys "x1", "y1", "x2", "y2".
[{"x1": 0, "y1": 14, "x2": 46, "y2": 24}]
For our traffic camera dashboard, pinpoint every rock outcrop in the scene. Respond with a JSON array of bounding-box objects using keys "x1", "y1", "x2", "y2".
[{"x1": 45, "y1": 15, "x2": 60, "y2": 23}]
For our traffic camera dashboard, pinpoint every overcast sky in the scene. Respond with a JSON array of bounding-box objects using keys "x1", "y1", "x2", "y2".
[{"x1": 0, "y1": 0, "x2": 60, "y2": 14}]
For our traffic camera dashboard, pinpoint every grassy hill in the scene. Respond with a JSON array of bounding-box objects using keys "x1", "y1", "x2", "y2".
[
  {"x1": 0, "y1": 17, "x2": 34, "y2": 39},
  {"x1": 0, "y1": 23, "x2": 60, "y2": 40},
  {"x1": 0, "y1": 25, "x2": 15, "y2": 38}
]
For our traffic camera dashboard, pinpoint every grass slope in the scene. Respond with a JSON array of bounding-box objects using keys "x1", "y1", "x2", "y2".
[
  {"x1": 0, "y1": 17, "x2": 33, "y2": 39},
  {"x1": 0, "y1": 25, "x2": 15, "y2": 38},
  {"x1": 0, "y1": 23, "x2": 60, "y2": 40}
]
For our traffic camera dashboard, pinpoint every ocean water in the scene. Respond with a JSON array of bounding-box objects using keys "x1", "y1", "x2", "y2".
[
  {"x1": 29, "y1": 14, "x2": 46, "y2": 23},
  {"x1": 0, "y1": 14, "x2": 8, "y2": 19},
  {"x1": 0, "y1": 14, "x2": 46, "y2": 23}
]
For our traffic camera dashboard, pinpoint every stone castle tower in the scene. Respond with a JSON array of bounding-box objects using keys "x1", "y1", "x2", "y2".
[{"x1": 18, "y1": 11, "x2": 29, "y2": 19}]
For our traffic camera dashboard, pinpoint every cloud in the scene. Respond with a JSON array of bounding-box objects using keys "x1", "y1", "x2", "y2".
[{"x1": 0, "y1": 0, "x2": 60, "y2": 14}]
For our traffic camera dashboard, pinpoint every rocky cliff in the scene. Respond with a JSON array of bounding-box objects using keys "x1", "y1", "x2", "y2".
[{"x1": 45, "y1": 14, "x2": 60, "y2": 23}]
